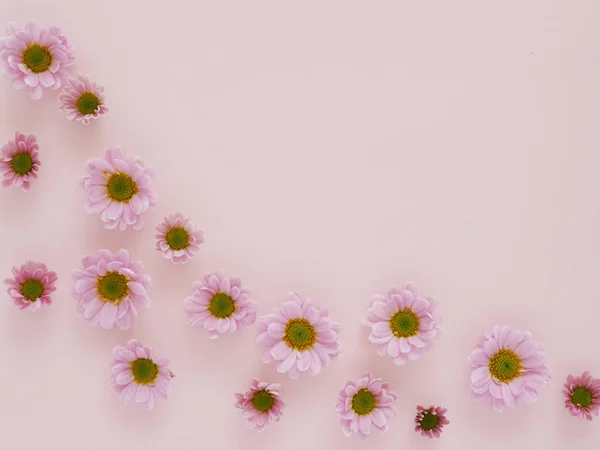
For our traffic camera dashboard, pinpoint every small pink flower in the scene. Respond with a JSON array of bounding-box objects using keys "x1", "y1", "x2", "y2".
[
  {"x1": 71, "y1": 249, "x2": 151, "y2": 330},
  {"x1": 1, "y1": 132, "x2": 40, "y2": 191},
  {"x1": 414, "y1": 405, "x2": 449, "y2": 438},
  {"x1": 79, "y1": 147, "x2": 157, "y2": 231},
  {"x1": 335, "y1": 372, "x2": 398, "y2": 439},
  {"x1": 59, "y1": 75, "x2": 108, "y2": 124},
  {"x1": 184, "y1": 270, "x2": 259, "y2": 338},
  {"x1": 110, "y1": 339, "x2": 173, "y2": 409},
  {"x1": 234, "y1": 379, "x2": 285, "y2": 431},
  {"x1": 363, "y1": 282, "x2": 442, "y2": 366},
  {"x1": 469, "y1": 325, "x2": 550, "y2": 411},
  {"x1": 4, "y1": 261, "x2": 57, "y2": 311},
  {"x1": 563, "y1": 371, "x2": 600, "y2": 420},
  {"x1": 0, "y1": 22, "x2": 74, "y2": 99},
  {"x1": 155, "y1": 213, "x2": 204, "y2": 264}
]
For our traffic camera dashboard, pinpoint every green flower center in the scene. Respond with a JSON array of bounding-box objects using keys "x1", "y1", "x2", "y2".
[
  {"x1": 351, "y1": 388, "x2": 377, "y2": 416},
  {"x1": 76, "y1": 92, "x2": 100, "y2": 115},
  {"x1": 252, "y1": 390, "x2": 275, "y2": 413},
  {"x1": 20, "y1": 279, "x2": 44, "y2": 301},
  {"x1": 22, "y1": 44, "x2": 52, "y2": 74},
  {"x1": 488, "y1": 349, "x2": 522, "y2": 383},
  {"x1": 283, "y1": 318, "x2": 317, "y2": 351},
  {"x1": 165, "y1": 227, "x2": 190, "y2": 251},
  {"x1": 208, "y1": 292, "x2": 236, "y2": 319},
  {"x1": 419, "y1": 411, "x2": 440, "y2": 431},
  {"x1": 11, "y1": 152, "x2": 34, "y2": 176},
  {"x1": 106, "y1": 172, "x2": 138, "y2": 203},
  {"x1": 97, "y1": 271, "x2": 128, "y2": 304},
  {"x1": 389, "y1": 308, "x2": 420, "y2": 338},
  {"x1": 571, "y1": 386, "x2": 593, "y2": 408},
  {"x1": 131, "y1": 358, "x2": 159, "y2": 384}
]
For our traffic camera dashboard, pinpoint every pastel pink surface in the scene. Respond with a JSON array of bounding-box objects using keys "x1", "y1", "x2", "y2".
[{"x1": 1, "y1": 2, "x2": 600, "y2": 450}]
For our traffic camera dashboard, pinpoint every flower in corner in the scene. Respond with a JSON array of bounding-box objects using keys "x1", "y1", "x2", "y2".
[
  {"x1": 414, "y1": 405, "x2": 449, "y2": 438},
  {"x1": 156, "y1": 213, "x2": 204, "y2": 263},
  {"x1": 59, "y1": 76, "x2": 108, "y2": 124},
  {"x1": 335, "y1": 372, "x2": 398, "y2": 439},
  {"x1": 4, "y1": 261, "x2": 57, "y2": 311},
  {"x1": 0, "y1": 22, "x2": 74, "y2": 99},
  {"x1": 563, "y1": 371, "x2": 600, "y2": 421},
  {"x1": 110, "y1": 339, "x2": 173, "y2": 409},
  {"x1": 234, "y1": 379, "x2": 284, "y2": 431},
  {"x1": 79, "y1": 147, "x2": 157, "y2": 230},
  {"x1": 469, "y1": 325, "x2": 550, "y2": 411},
  {"x1": 1, "y1": 132, "x2": 40, "y2": 191}
]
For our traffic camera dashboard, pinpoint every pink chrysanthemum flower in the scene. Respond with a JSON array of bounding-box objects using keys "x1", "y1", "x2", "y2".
[
  {"x1": 0, "y1": 22, "x2": 74, "y2": 99},
  {"x1": 469, "y1": 325, "x2": 550, "y2": 411},
  {"x1": 414, "y1": 405, "x2": 449, "y2": 438},
  {"x1": 362, "y1": 282, "x2": 442, "y2": 366},
  {"x1": 4, "y1": 261, "x2": 57, "y2": 311},
  {"x1": 335, "y1": 372, "x2": 398, "y2": 440},
  {"x1": 257, "y1": 292, "x2": 340, "y2": 379},
  {"x1": 563, "y1": 371, "x2": 600, "y2": 421},
  {"x1": 79, "y1": 147, "x2": 157, "y2": 230},
  {"x1": 184, "y1": 270, "x2": 259, "y2": 339},
  {"x1": 110, "y1": 339, "x2": 173, "y2": 410},
  {"x1": 155, "y1": 213, "x2": 204, "y2": 264},
  {"x1": 59, "y1": 75, "x2": 108, "y2": 124},
  {"x1": 1, "y1": 132, "x2": 40, "y2": 191},
  {"x1": 234, "y1": 379, "x2": 285, "y2": 431},
  {"x1": 72, "y1": 249, "x2": 151, "y2": 330}
]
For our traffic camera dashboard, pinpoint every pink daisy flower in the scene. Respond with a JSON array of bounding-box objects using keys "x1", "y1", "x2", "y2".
[
  {"x1": 80, "y1": 147, "x2": 157, "y2": 231},
  {"x1": 155, "y1": 213, "x2": 204, "y2": 264},
  {"x1": 335, "y1": 372, "x2": 398, "y2": 440},
  {"x1": 110, "y1": 339, "x2": 173, "y2": 409},
  {"x1": 4, "y1": 261, "x2": 57, "y2": 311},
  {"x1": 362, "y1": 282, "x2": 442, "y2": 366},
  {"x1": 72, "y1": 249, "x2": 151, "y2": 330},
  {"x1": 234, "y1": 379, "x2": 285, "y2": 431},
  {"x1": 469, "y1": 325, "x2": 550, "y2": 411},
  {"x1": 563, "y1": 371, "x2": 600, "y2": 421},
  {"x1": 257, "y1": 292, "x2": 340, "y2": 379},
  {"x1": 1, "y1": 132, "x2": 40, "y2": 191},
  {"x1": 184, "y1": 270, "x2": 259, "y2": 339},
  {"x1": 0, "y1": 22, "x2": 74, "y2": 100},
  {"x1": 414, "y1": 405, "x2": 449, "y2": 438},
  {"x1": 59, "y1": 75, "x2": 109, "y2": 125}
]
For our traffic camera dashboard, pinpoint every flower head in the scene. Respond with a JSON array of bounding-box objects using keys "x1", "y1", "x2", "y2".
[
  {"x1": 80, "y1": 147, "x2": 157, "y2": 230},
  {"x1": 257, "y1": 292, "x2": 340, "y2": 379},
  {"x1": 72, "y1": 249, "x2": 151, "y2": 330},
  {"x1": 234, "y1": 379, "x2": 284, "y2": 431},
  {"x1": 59, "y1": 76, "x2": 108, "y2": 124},
  {"x1": 363, "y1": 282, "x2": 442, "y2": 366},
  {"x1": 4, "y1": 261, "x2": 57, "y2": 311},
  {"x1": 335, "y1": 372, "x2": 397, "y2": 439},
  {"x1": 469, "y1": 325, "x2": 550, "y2": 411},
  {"x1": 184, "y1": 270, "x2": 259, "y2": 338},
  {"x1": 110, "y1": 339, "x2": 173, "y2": 409},
  {"x1": 414, "y1": 405, "x2": 449, "y2": 438},
  {"x1": 563, "y1": 371, "x2": 600, "y2": 420},
  {"x1": 0, "y1": 22, "x2": 74, "y2": 99},
  {"x1": 156, "y1": 213, "x2": 204, "y2": 263},
  {"x1": 1, "y1": 132, "x2": 40, "y2": 191}
]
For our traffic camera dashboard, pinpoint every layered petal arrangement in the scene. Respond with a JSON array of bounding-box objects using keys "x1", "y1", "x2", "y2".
[
  {"x1": 234, "y1": 379, "x2": 285, "y2": 431},
  {"x1": 59, "y1": 75, "x2": 109, "y2": 124},
  {"x1": 414, "y1": 405, "x2": 449, "y2": 439},
  {"x1": 563, "y1": 371, "x2": 600, "y2": 421},
  {"x1": 4, "y1": 261, "x2": 57, "y2": 311},
  {"x1": 156, "y1": 213, "x2": 204, "y2": 264},
  {"x1": 1, "y1": 132, "x2": 40, "y2": 191}
]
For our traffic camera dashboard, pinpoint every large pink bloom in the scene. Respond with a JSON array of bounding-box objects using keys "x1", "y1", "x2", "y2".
[
  {"x1": 335, "y1": 372, "x2": 398, "y2": 439},
  {"x1": 469, "y1": 325, "x2": 550, "y2": 411},
  {"x1": 1, "y1": 132, "x2": 40, "y2": 191},
  {"x1": 110, "y1": 339, "x2": 173, "y2": 409},
  {"x1": 155, "y1": 213, "x2": 204, "y2": 264},
  {"x1": 72, "y1": 249, "x2": 151, "y2": 330},
  {"x1": 363, "y1": 282, "x2": 442, "y2": 365},
  {"x1": 59, "y1": 75, "x2": 109, "y2": 124},
  {"x1": 0, "y1": 22, "x2": 74, "y2": 99},
  {"x1": 80, "y1": 147, "x2": 157, "y2": 230},
  {"x1": 563, "y1": 371, "x2": 600, "y2": 421},
  {"x1": 4, "y1": 261, "x2": 57, "y2": 311},
  {"x1": 234, "y1": 379, "x2": 285, "y2": 431},
  {"x1": 257, "y1": 292, "x2": 340, "y2": 379}
]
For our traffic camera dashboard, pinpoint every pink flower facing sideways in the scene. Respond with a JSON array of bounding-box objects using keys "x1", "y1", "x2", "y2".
[
  {"x1": 110, "y1": 340, "x2": 173, "y2": 409},
  {"x1": 469, "y1": 325, "x2": 550, "y2": 411},
  {"x1": 0, "y1": 22, "x2": 74, "y2": 99},
  {"x1": 5, "y1": 261, "x2": 57, "y2": 311},
  {"x1": 335, "y1": 372, "x2": 398, "y2": 439},
  {"x1": 156, "y1": 213, "x2": 204, "y2": 264},
  {"x1": 80, "y1": 147, "x2": 157, "y2": 230},
  {"x1": 1, "y1": 132, "x2": 40, "y2": 191},
  {"x1": 72, "y1": 249, "x2": 151, "y2": 330},
  {"x1": 414, "y1": 405, "x2": 449, "y2": 439},
  {"x1": 257, "y1": 292, "x2": 340, "y2": 379},
  {"x1": 234, "y1": 379, "x2": 285, "y2": 431},
  {"x1": 563, "y1": 371, "x2": 600, "y2": 421},
  {"x1": 363, "y1": 282, "x2": 442, "y2": 366},
  {"x1": 59, "y1": 75, "x2": 109, "y2": 124}
]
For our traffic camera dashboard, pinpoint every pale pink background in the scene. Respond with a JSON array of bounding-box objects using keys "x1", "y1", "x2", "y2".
[{"x1": 1, "y1": 1, "x2": 600, "y2": 449}]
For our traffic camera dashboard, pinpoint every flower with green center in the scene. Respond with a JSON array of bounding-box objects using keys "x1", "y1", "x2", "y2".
[
  {"x1": 235, "y1": 379, "x2": 285, "y2": 431},
  {"x1": 165, "y1": 227, "x2": 189, "y2": 251},
  {"x1": 20, "y1": 279, "x2": 44, "y2": 302},
  {"x1": 351, "y1": 388, "x2": 377, "y2": 416},
  {"x1": 488, "y1": 349, "x2": 522, "y2": 383},
  {"x1": 22, "y1": 43, "x2": 52, "y2": 73},
  {"x1": 106, "y1": 172, "x2": 138, "y2": 203},
  {"x1": 563, "y1": 371, "x2": 600, "y2": 420},
  {"x1": 252, "y1": 390, "x2": 275, "y2": 413},
  {"x1": 156, "y1": 213, "x2": 204, "y2": 263},
  {"x1": 208, "y1": 292, "x2": 236, "y2": 319},
  {"x1": 389, "y1": 309, "x2": 420, "y2": 338},
  {"x1": 131, "y1": 358, "x2": 159, "y2": 385},
  {"x1": 10, "y1": 152, "x2": 34, "y2": 176},
  {"x1": 1, "y1": 132, "x2": 41, "y2": 192},
  {"x1": 283, "y1": 318, "x2": 317, "y2": 351},
  {"x1": 59, "y1": 76, "x2": 109, "y2": 124},
  {"x1": 415, "y1": 406, "x2": 449, "y2": 438},
  {"x1": 76, "y1": 92, "x2": 100, "y2": 115},
  {"x1": 571, "y1": 387, "x2": 592, "y2": 408},
  {"x1": 5, "y1": 261, "x2": 57, "y2": 311},
  {"x1": 97, "y1": 271, "x2": 129, "y2": 304}
]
